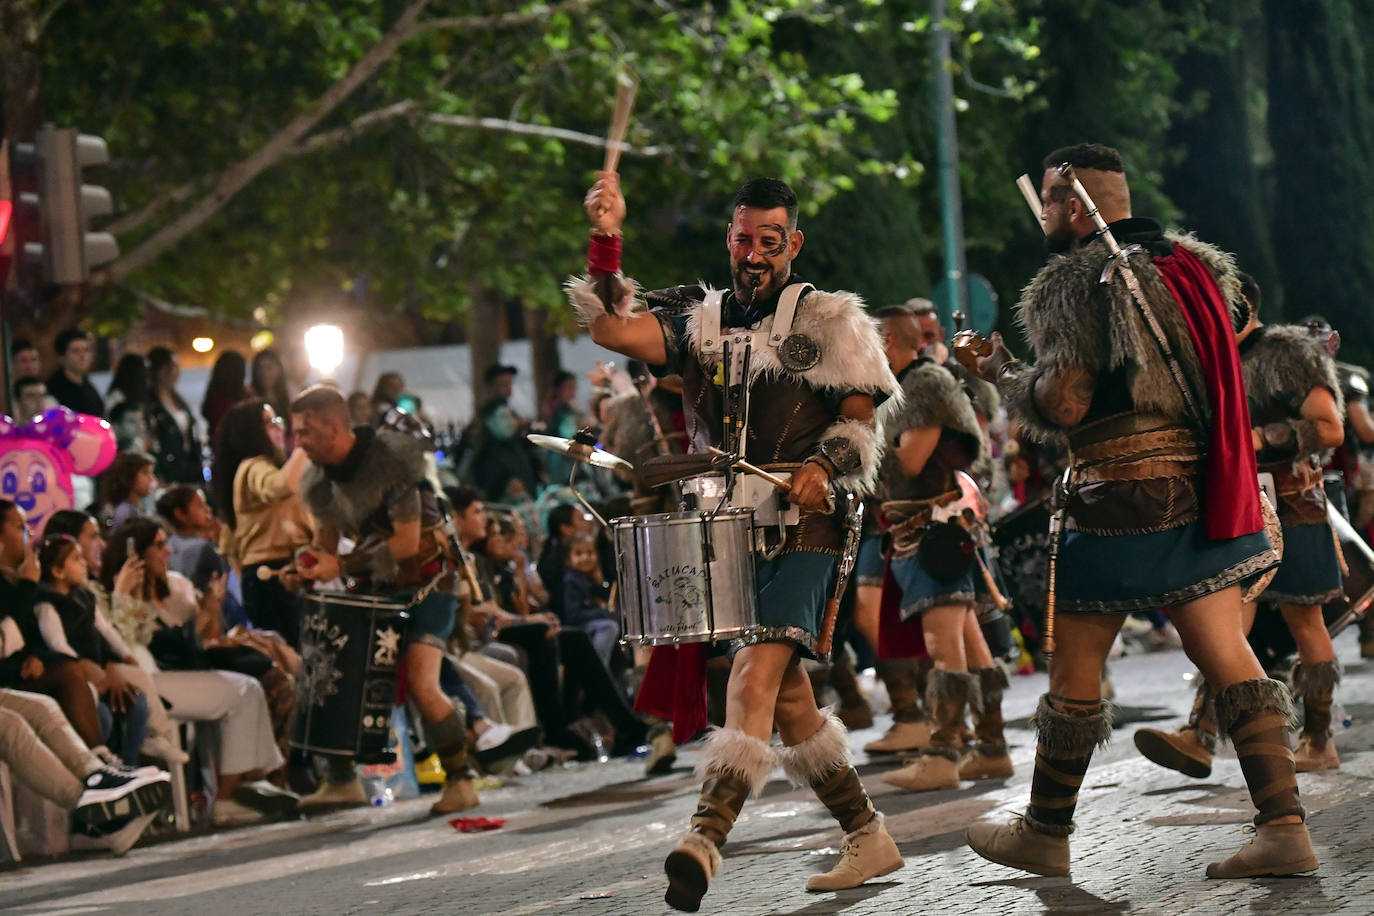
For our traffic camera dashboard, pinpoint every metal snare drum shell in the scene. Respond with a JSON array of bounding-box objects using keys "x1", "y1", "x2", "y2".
[{"x1": 610, "y1": 508, "x2": 758, "y2": 645}]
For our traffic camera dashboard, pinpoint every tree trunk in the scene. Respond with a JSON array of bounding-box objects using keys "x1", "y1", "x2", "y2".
[
  {"x1": 1, "y1": 0, "x2": 42, "y2": 141},
  {"x1": 466, "y1": 283, "x2": 504, "y2": 420},
  {"x1": 1163, "y1": 0, "x2": 1281, "y2": 307},
  {"x1": 1266, "y1": 0, "x2": 1374, "y2": 363},
  {"x1": 527, "y1": 304, "x2": 562, "y2": 421}
]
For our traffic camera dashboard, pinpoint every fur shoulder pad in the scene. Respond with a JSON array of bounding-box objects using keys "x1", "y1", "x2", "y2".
[
  {"x1": 1243, "y1": 325, "x2": 1345, "y2": 413},
  {"x1": 1015, "y1": 249, "x2": 1112, "y2": 374},
  {"x1": 683, "y1": 286, "x2": 901, "y2": 401},
  {"x1": 878, "y1": 360, "x2": 982, "y2": 443}
]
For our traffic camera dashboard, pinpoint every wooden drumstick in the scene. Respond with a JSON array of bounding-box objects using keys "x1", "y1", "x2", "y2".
[
  {"x1": 1017, "y1": 173, "x2": 1046, "y2": 233},
  {"x1": 706, "y1": 446, "x2": 790, "y2": 490},
  {"x1": 603, "y1": 69, "x2": 639, "y2": 174}
]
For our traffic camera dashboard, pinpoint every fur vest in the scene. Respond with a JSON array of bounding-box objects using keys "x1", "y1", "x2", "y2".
[{"x1": 1009, "y1": 228, "x2": 1239, "y2": 443}]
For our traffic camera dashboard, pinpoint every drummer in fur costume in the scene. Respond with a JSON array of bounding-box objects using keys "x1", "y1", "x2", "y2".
[
  {"x1": 1135, "y1": 277, "x2": 1346, "y2": 778},
  {"x1": 567, "y1": 171, "x2": 903, "y2": 911},
  {"x1": 288, "y1": 386, "x2": 480, "y2": 817},
  {"x1": 958, "y1": 143, "x2": 1316, "y2": 880},
  {"x1": 869, "y1": 305, "x2": 1013, "y2": 793}
]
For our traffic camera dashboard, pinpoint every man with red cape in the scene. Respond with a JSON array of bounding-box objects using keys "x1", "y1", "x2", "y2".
[{"x1": 957, "y1": 143, "x2": 1317, "y2": 880}]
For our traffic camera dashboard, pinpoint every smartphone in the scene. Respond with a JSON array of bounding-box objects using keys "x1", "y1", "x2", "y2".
[{"x1": 126, "y1": 537, "x2": 136, "y2": 560}]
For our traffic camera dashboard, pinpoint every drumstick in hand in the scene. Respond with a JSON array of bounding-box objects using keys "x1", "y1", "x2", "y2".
[
  {"x1": 603, "y1": 69, "x2": 639, "y2": 174},
  {"x1": 707, "y1": 446, "x2": 789, "y2": 490}
]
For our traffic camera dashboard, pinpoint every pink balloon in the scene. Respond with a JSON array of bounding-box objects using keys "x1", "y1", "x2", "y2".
[{"x1": 68, "y1": 414, "x2": 118, "y2": 476}]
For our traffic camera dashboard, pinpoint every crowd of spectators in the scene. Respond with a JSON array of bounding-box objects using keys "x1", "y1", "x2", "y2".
[{"x1": 1, "y1": 330, "x2": 674, "y2": 858}]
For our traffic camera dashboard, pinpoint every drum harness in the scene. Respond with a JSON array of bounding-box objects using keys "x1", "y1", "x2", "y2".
[
  {"x1": 695, "y1": 283, "x2": 862, "y2": 655},
  {"x1": 695, "y1": 282, "x2": 846, "y2": 559}
]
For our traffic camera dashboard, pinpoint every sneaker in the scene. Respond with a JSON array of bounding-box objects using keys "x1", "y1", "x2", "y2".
[
  {"x1": 98, "y1": 758, "x2": 164, "y2": 779},
  {"x1": 474, "y1": 724, "x2": 542, "y2": 767},
  {"x1": 213, "y1": 798, "x2": 268, "y2": 828},
  {"x1": 141, "y1": 734, "x2": 191, "y2": 766},
  {"x1": 414, "y1": 753, "x2": 447, "y2": 786},
  {"x1": 70, "y1": 811, "x2": 160, "y2": 856},
  {"x1": 73, "y1": 768, "x2": 170, "y2": 830},
  {"x1": 233, "y1": 780, "x2": 301, "y2": 817}
]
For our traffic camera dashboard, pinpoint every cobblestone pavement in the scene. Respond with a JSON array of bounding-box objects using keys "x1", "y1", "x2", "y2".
[{"x1": 4, "y1": 633, "x2": 1373, "y2": 916}]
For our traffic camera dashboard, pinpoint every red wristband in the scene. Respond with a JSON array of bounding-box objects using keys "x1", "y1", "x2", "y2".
[{"x1": 587, "y1": 233, "x2": 622, "y2": 275}]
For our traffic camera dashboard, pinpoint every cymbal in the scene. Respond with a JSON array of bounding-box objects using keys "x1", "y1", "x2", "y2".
[{"x1": 526, "y1": 434, "x2": 632, "y2": 471}]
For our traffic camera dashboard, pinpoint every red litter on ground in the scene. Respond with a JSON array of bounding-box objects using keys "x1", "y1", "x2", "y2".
[{"x1": 448, "y1": 816, "x2": 506, "y2": 832}]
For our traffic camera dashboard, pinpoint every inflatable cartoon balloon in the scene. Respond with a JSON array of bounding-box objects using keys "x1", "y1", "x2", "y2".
[{"x1": 0, "y1": 408, "x2": 119, "y2": 531}]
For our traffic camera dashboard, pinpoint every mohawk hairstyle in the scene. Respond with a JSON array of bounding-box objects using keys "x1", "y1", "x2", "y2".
[
  {"x1": 1042, "y1": 143, "x2": 1125, "y2": 174},
  {"x1": 731, "y1": 178, "x2": 799, "y2": 229}
]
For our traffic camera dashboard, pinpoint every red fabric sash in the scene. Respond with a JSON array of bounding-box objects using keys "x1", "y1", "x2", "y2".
[
  {"x1": 1151, "y1": 247, "x2": 1261, "y2": 539},
  {"x1": 634, "y1": 644, "x2": 707, "y2": 745}
]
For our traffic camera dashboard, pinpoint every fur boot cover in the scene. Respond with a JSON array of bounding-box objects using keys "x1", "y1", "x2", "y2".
[
  {"x1": 1032, "y1": 694, "x2": 1113, "y2": 757},
  {"x1": 564, "y1": 274, "x2": 644, "y2": 327},
  {"x1": 1292, "y1": 660, "x2": 1342, "y2": 699},
  {"x1": 926, "y1": 669, "x2": 981, "y2": 716},
  {"x1": 776, "y1": 708, "x2": 851, "y2": 787},
  {"x1": 1213, "y1": 678, "x2": 1298, "y2": 735},
  {"x1": 694, "y1": 727, "x2": 776, "y2": 798}
]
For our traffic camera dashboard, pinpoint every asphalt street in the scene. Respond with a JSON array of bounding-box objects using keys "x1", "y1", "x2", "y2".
[{"x1": 4, "y1": 633, "x2": 1372, "y2": 916}]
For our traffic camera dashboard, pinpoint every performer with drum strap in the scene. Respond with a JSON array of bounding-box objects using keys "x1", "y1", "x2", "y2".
[
  {"x1": 1135, "y1": 277, "x2": 1346, "y2": 777},
  {"x1": 870, "y1": 306, "x2": 1013, "y2": 792},
  {"x1": 289, "y1": 386, "x2": 480, "y2": 817},
  {"x1": 569, "y1": 172, "x2": 903, "y2": 911},
  {"x1": 957, "y1": 143, "x2": 1315, "y2": 879}
]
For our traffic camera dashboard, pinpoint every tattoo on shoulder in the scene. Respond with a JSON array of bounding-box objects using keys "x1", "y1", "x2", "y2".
[{"x1": 1034, "y1": 367, "x2": 1095, "y2": 428}]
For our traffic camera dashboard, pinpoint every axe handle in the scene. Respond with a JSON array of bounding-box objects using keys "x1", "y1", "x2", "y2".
[{"x1": 816, "y1": 596, "x2": 841, "y2": 657}]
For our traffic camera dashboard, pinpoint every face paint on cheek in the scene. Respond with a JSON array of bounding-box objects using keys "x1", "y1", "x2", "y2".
[{"x1": 758, "y1": 229, "x2": 788, "y2": 258}]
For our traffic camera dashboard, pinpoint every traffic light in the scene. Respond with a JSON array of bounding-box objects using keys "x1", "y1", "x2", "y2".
[{"x1": 13, "y1": 125, "x2": 119, "y2": 284}]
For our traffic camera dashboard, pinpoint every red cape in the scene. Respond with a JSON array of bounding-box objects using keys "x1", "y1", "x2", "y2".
[{"x1": 1152, "y1": 246, "x2": 1262, "y2": 539}]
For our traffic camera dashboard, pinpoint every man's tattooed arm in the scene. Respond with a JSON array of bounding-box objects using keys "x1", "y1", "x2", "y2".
[{"x1": 1032, "y1": 367, "x2": 1096, "y2": 428}]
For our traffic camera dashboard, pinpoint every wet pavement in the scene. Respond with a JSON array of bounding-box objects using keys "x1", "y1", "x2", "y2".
[{"x1": 4, "y1": 632, "x2": 1373, "y2": 916}]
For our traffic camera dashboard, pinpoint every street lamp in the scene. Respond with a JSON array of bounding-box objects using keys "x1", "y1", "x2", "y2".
[
  {"x1": 304, "y1": 324, "x2": 344, "y2": 378},
  {"x1": 192, "y1": 337, "x2": 214, "y2": 353}
]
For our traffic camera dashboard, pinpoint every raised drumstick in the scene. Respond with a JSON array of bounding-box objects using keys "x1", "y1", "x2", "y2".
[
  {"x1": 603, "y1": 69, "x2": 639, "y2": 174},
  {"x1": 1017, "y1": 173, "x2": 1046, "y2": 233}
]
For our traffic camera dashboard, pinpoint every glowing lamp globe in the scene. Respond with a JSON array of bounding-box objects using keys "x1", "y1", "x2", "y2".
[{"x1": 305, "y1": 324, "x2": 345, "y2": 377}]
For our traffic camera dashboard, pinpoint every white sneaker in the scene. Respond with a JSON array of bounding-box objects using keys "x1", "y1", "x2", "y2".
[
  {"x1": 213, "y1": 798, "x2": 268, "y2": 828},
  {"x1": 475, "y1": 722, "x2": 514, "y2": 752},
  {"x1": 70, "y1": 811, "x2": 160, "y2": 856},
  {"x1": 142, "y1": 734, "x2": 191, "y2": 766}
]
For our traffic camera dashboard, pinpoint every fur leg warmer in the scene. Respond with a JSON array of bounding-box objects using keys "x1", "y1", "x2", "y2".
[
  {"x1": 922, "y1": 670, "x2": 978, "y2": 760},
  {"x1": 1213, "y1": 678, "x2": 1297, "y2": 734},
  {"x1": 1024, "y1": 694, "x2": 1112, "y2": 837},
  {"x1": 695, "y1": 727, "x2": 776, "y2": 798},
  {"x1": 776, "y1": 708, "x2": 851, "y2": 787},
  {"x1": 1292, "y1": 659, "x2": 1341, "y2": 699}
]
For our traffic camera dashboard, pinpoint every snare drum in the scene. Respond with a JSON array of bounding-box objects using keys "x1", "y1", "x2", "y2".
[
  {"x1": 612, "y1": 508, "x2": 760, "y2": 645},
  {"x1": 293, "y1": 592, "x2": 409, "y2": 762}
]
